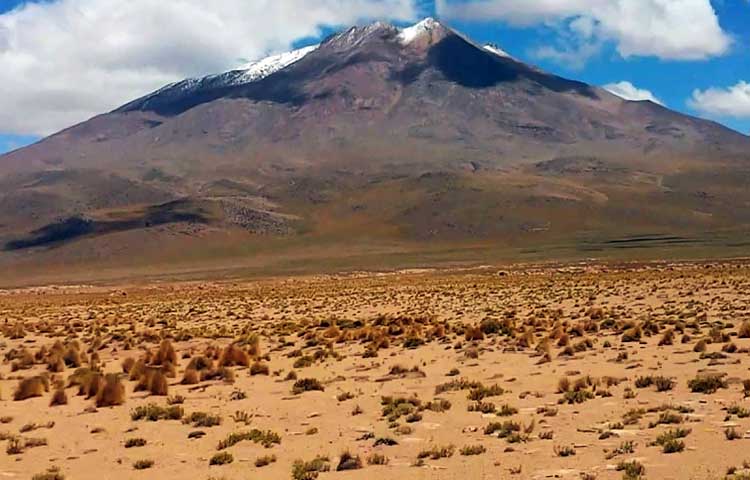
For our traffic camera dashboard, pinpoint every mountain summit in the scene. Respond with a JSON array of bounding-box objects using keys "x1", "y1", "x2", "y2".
[{"x1": 1, "y1": 18, "x2": 749, "y2": 277}]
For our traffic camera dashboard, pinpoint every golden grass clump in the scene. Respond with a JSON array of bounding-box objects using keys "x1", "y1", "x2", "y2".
[
  {"x1": 136, "y1": 368, "x2": 169, "y2": 396},
  {"x1": 154, "y1": 340, "x2": 177, "y2": 366},
  {"x1": 738, "y1": 321, "x2": 750, "y2": 339},
  {"x1": 10, "y1": 348, "x2": 35, "y2": 372},
  {"x1": 95, "y1": 374, "x2": 126, "y2": 407},
  {"x1": 161, "y1": 361, "x2": 177, "y2": 378},
  {"x1": 250, "y1": 361, "x2": 270, "y2": 376},
  {"x1": 49, "y1": 388, "x2": 68, "y2": 406},
  {"x1": 148, "y1": 371, "x2": 169, "y2": 396},
  {"x1": 47, "y1": 354, "x2": 65, "y2": 373},
  {"x1": 218, "y1": 344, "x2": 251, "y2": 368},
  {"x1": 243, "y1": 334, "x2": 262, "y2": 358},
  {"x1": 14, "y1": 376, "x2": 49, "y2": 401},
  {"x1": 464, "y1": 325, "x2": 484, "y2": 342},
  {"x1": 186, "y1": 356, "x2": 214, "y2": 372},
  {"x1": 122, "y1": 357, "x2": 136, "y2": 374},
  {"x1": 77, "y1": 371, "x2": 105, "y2": 398},
  {"x1": 181, "y1": 368, "x2": 200, "y2": 385},
  {"x1": 128, "y1": 359, "x2": 147, "y2": 381},
  {"x1": 63, "y1": 344, "x2": 86, "y2": 368}
]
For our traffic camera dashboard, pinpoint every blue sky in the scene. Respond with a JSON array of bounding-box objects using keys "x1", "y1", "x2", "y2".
[{"x1": 1, "y1": 0, "x2": 749, "y2": 154}]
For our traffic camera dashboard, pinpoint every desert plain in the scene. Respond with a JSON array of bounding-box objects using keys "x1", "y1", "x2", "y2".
[{"x1": 2, "y1": 261, "x2": 750, "y2": 479}]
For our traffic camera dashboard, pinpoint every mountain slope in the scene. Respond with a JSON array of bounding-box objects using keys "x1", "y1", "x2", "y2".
[{"x1": 1, "y1": 18, "x2": 749, "y2": 281}]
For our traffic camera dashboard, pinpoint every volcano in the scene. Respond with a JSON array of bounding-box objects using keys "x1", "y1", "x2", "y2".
[{"x1": 1, "y1": 18, "x2": 749, "y2": 282}]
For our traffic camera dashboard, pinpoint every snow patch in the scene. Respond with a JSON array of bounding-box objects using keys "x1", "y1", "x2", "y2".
[
  {"x1": 237, "y1": 44, "x2": 319, "y2": 83},
  {"x1": 484, "y1": 44, "x2": 512, "y2": 59},
  {"x1": 398, "y1": 17, "x2": 441, "y2": 44}
]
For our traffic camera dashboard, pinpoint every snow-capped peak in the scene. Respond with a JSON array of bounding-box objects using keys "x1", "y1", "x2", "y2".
[
  {"x1": 398, "y1": 17, "x2": 443, "y2": 44},
  {"x1": 237, "y1": 44, "x2": 319, "y2": 83}
]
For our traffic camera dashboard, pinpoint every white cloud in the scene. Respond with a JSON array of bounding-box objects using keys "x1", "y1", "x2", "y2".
[
  {"x1": 603, "y1": 81, "x2": 664, "y2": 106},
  {"x1": 689, "y1": 81, "x2": 750, "y2": 118},
  {"x1": 436, "y1": 0, "x2": 731, "y2": 64},
  {"x1": 0, "y1": 0, "x2": 419, "y2": 136},
  {"x1": 534, "y1": 37, "x2": 602, "y2": 71}
]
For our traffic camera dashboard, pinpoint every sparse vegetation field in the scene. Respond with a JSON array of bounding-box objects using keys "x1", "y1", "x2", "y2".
[{"x1": 2, "y1": 260, "x2": 750, "y2": 479}]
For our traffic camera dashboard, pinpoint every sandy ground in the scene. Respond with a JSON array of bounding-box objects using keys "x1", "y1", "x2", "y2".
[{"x1": 2, "y1": 261, "x2": 750, "y2": 479}]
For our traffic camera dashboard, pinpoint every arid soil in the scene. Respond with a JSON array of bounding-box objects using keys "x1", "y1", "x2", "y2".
[{"x1": 3, "y1": 261, "x2": 750, "y2": 479}]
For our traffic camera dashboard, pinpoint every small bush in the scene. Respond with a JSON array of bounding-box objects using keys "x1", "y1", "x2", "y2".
[
  {"x1": 467, "y1": 384, "x2": 505, "y2": 401},
  {"x1": 31, "y1": 467, "x2": 65, "y2": 480},
  {"x1": 655, "y1": 376, "x2": 676, "y2": 392},
  {"x1": 617, "y1": 460, "x2": 645, "y2": 479},
  {"x1": 367, "y1": 453, "x2": 389, "y2": 465},
  {"x1": 217, "y1": 429, "x2": 281, "y2": 449},
  {"x1": 133, "y1": 459, "x2": 154, "y2": 470},
  {"x1": 125, "y1": 438, "x2": 147, "y2": 448},
  {"x1": 648, "y1": 411, "x2": 683, "y2": 428},
  {"x1": 210, "y1": 451, "x2": 234, "y2": 465},
  {"x1": 337, "y1": 391, "x2": 355, "y2": 402},
  {"x1": 183, "y1": 411, "x2": 222, "y2": 428},
  {"x1": 374, "y1": 437, "x2": 398, "y2": 447},
  {"x1": 460, "y1": 444, "x2": 487, "y2": 456},
  {"x1": 635, "y1": 376, "x2": 653, "y2": 389},
  {"x1": 130, "y1": 404, "x2": 183, "y2": 421},
  {"x1": 250, "y1": 361, "x2": 270, "y2": 376},
  {"x1": 554, "y1": 445, "x2": 576, "y2": 457},
  {"x1": 652, "y1": 428, "x2": 691, "y2": 451},
  {"x1": 292, "y1": 378, "x2": 325, "y2": 395},
  {"x1": 662, "y1": 438, "x2": 685, "y2": 453},
  {"x1": 292, "y1": 456, "x2": 330, "y2": 480},
  {"x1": 336, "y1": 451, "x2": 363, "y2": 471},
  {"x1": 435, "y1": 378, "x2": 481, "y2": 395},
  {"x1": 255, "y1": 454, "x2": 277, "y2": 467},
  {"x1": 725, "y1": 427, "x2": 742, "y2": 440},
  {"x1": 559, "y1": 389, "x2": 594, "y2": 404},
  {"x1": 417, "y1": 445, "x2": 455, "y2": 460},
  {"x1": 688, "y1": 374, "x2": 728, "y2": 394},
  {"x1": 425, "y1": 398, "x2": 452, "y2": 412},
  {"x1": 484, "y1": 420, "x2": 521, "y2": 439},
  {"x1": 231, "y1": 410, "x2": 252, "y2": 425}
]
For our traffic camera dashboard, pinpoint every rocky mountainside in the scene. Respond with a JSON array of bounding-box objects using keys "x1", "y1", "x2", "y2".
[{"x1": 1, "y1": 18, "x2": 749, "y2": 279}]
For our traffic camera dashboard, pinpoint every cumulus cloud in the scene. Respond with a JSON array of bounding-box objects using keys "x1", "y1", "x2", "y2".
[
  {"x1": 436, "y1": 0, "x2": 731, "y2": 64},
  {"x1": 688, "y1": 81, "x2": 750, "y2": 118},
  {"x1": 0, "y1": 0, "x2": 419, "y2": 136},
  {"x1": 603, "y1": 81, "x2": 664, "y2": 106}
]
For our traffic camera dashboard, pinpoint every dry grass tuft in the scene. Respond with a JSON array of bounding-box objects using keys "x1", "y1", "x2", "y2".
[
  {"x1": 95, "y1": 374, "x2": 126, "y2": 407},
  {"x1": 14, "y1": 376, "x2": 48, "y2": 401}
]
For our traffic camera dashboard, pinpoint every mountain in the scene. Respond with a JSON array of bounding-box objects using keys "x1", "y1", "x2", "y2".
[{"x1": 1, "y1": 18, "x2": 749, "y2": 282}]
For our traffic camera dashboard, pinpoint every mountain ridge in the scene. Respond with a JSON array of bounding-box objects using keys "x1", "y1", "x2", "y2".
[{"x1": 1, "y1": 17, "x2": 749, "y2": 281}]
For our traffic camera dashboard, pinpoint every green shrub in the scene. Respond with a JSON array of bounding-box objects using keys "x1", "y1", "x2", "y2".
[
  {"x1": 292, "y1": 456, "x2": 330, "y2": 480},
  {"x1": 130, "y1": 404, "x2": 183, "y2": 421}
]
